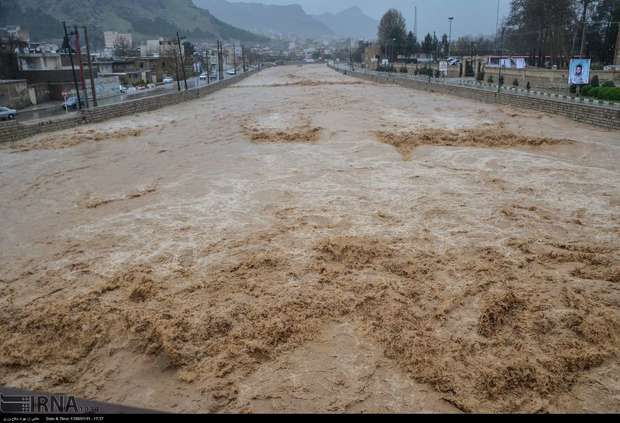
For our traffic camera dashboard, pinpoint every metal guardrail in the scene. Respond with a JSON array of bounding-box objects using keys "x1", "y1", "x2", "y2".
[{"x1": 331, "y1": 64, "x2": 620, "y2": 111}]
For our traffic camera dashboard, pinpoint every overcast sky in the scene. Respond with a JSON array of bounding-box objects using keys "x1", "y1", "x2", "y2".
[{"x1": 228, "y1": 0, "x2": 512, "y2": 37}]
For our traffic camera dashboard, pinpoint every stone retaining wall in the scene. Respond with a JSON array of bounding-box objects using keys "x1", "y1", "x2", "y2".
[
  {"x1": 332, "y1": 66, "x2": 620, "y2": 130},
  {"x1": 0, "y1": 70, "x2": 258, "y2": 143}
]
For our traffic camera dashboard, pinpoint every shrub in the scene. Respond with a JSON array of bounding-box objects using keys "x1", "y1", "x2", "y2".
[
  {"x1": 570, "y1": 84, "x2": 577, "y2": 94},
  {"x1": 599, "y1": 86, "x2": 620, "y2": 101},
  {"x1": 590, "y1": 75, "x2": 600, "y2": 87},
  {"x1": 377, "y1": 64, "x2": 396, "y2": 73},
  {"x1": 512, "y1": 79, "x2": 519, "y2": 87},
  {"x1": 476, "y1": 71, "x2": 485, "y2": 82},
  {"x1": 583, "y1": 86, "x2": 620, "y2": 101},
  {"x1": 602, "y1": 80, "x2": 616, "y2": 88},
  {"x1": 465, "y1": 63, "x2": 475, "y2": 77},
  {"x1": 488, "y1": 75, "x2": 494, "y2": 84},
  {"x1": 499, "y1": 75, "x2": 504, "y2": 86},
  {"x1": 526, "y1": 81, "x2": 531, "y2": 90},
  {"x1": 422, "y1": 67, "x2": 433, "y2": 77},
  {"x1": 399, "y1": 66, "x2": 408, "y2": 73}
]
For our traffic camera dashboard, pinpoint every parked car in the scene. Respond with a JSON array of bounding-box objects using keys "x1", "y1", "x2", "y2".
[
  {"x1": 62, "y1": 96, "x2": 84, "y2": 110},
  {"x1": 226, "y1": 69, "x2": 237, "y2": 76},
  {"x1": 119, "y1": 85, "x2": 128, "y2": 94},
  {"x1": 163, "y1": 77, "x2": 175, "y2": 84},
  {"x1": 0, "y1": 106, "x2": 17, "y2": 120},
  {"x1": 199, "y1": 73, "x2": 208, "y2": 80}
]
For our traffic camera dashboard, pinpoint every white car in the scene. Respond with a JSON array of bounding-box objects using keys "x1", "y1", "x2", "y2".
[
  {"x1": 0, "y1": 106, "x2": 16, "y2": 120},
  {"x1": 163, "y1": 77, "x2": 174, "y2": 84},
  {"x1": 226, "y1": 69, "x2": 236, "y2": 76},
  {"x1": 199, "y1": 73, "x2": 208, "y2": 80}
]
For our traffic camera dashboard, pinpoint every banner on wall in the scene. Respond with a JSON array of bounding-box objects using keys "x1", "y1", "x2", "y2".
[{"x1": 568, "y1": 58, "x2": 591, "y2": 85}]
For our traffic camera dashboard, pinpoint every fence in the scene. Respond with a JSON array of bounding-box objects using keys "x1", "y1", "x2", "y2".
[
  {"x1": 330, "y1": 63, "x2": 620, "y2": 130},
  {"x1": 0, "y1": 68, "x2": 261, "y2": 144}
]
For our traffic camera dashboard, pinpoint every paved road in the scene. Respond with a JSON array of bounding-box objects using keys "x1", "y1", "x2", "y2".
[{"x1": 15, "y1": 72, "x2": 241, "y2": 124}]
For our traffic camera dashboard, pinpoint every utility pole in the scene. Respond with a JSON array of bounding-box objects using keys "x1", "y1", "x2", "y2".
[
  {"x1": 172, "y1": 41, "x2": 181, "y2": 91},
  {"x1": 74, "y1": 26, "x2": 89, "y2": 108},
  {"x1": 217, "y1": 40, "x2": 224, "y2": 81},
  {"x1": 448, "y1": 17, "x2": 454, "y2": 58},
  {"x1": 495, "y1": 0, "x2": 501, "y2": 57},
  {"x1": 63, "y1": 22, "x2": 82, "y2": 110},
  {"x1": 233, "y1": 41, "x2": 237, "y2": 74},
  {"x1": 579, "y1": 0, "x2": 591, "y2": 57},
  {"x1": 348, "y1": 39, "x2": 352, "y2": 71},
  {"x1": 206, "y1": 50, "x2": 211, "y2": 84},
  {"x1": 176, "y1": 32, "x2": 188, "y2": 90},
  {"x1": 414, "y1": 4, "x2": 418, "y2": 40},
  {"x1": 83, "y1": 26, "x2": 97, "y2": 107},
  {"x1": 498, "y1": 27, "x2": 505, "y2": 94},
  {"x1": 242, "y1": 45, "x2": 247, "y2": 73}
]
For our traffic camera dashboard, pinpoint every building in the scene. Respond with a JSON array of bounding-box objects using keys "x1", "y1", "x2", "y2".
[
  {"x1": 159, "y1": 40, "x2": 185, "y2": 58},
  {"x1": 0, "y1": 25, "x2": 32, "y2": 79},
  {"x1": 0, "y1": 26, "x2": 30, "y2": 43},
  {"x1": 16, "y1": 52, "x2": 98, "y2": 103},
  {"x1": 104, "y1": 32, "x2": 133, "y2": 49},
  {"x1": 363, "y1": 43, "x2": 381, "y2": 68},
  {"x1": 95, "y1": 56, "x2": 172, "y2": 84},
  {"x1": 141, "y1": 40, "x2": 161, "y2": 57},
  {"x1": 0, "y1": 79, "x2": 30, "y2": 108}
]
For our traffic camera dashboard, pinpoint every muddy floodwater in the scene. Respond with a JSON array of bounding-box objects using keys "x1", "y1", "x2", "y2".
[{"x1": 1, "y1": 64, "x2": 619, "y2": 413}]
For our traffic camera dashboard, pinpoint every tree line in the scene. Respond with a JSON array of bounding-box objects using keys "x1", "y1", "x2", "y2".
[
  {"x1": 376, "y1": 9, "x2": 503, "y2": 62},
  {"x1": 505, "y1": 0, "x2": 619, "y2": 67},
  {"x1": 376, "y1": 0, "x2": 619, "y2": 67}
]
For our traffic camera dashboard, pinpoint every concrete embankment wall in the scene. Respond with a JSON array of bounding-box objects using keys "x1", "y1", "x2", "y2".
[
  {"x1": 0, "y1": 70, "x2": 259, "y2": 143},
  {"x1": 332, "y1": 66, "x2": 620, "y2": 131}
]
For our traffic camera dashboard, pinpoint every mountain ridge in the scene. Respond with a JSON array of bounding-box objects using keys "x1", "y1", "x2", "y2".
[
  {"x1": 313, "y1": 6, "x2": 378, "y2": 40},
  {"x1": 193, "y1": 0, "x2": 334, "y2": 39},
  {"x1": 0, "y1": 0, "x2": 267, "y2": 43}
]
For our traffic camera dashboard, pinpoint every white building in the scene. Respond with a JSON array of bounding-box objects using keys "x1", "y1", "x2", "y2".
[
  {"x1": 104, "y1": 32, "x2": 133, "y2": 49},
  {"x1": 146, "y1": 40, "x2": 161, "y2": 56}
]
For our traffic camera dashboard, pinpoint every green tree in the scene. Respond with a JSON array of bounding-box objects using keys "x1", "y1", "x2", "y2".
[
  {"x1": 506, "y1": 0, "x2": 576, "y2": 68},
  {"x1": 378, "y1": 9, "x2": 407, "y2": 62},
  {"x1": 588, "y1": 0, "x2": 620, "y2": 64},
  {"x1": 421, "y1": 33, "x2": 434, "y2": 55},
  {"x1": 432, "y1": 32, "x2": 440, "y2": 59},
  {"x1": 441, "y1": 33, "x2": 449, "y2": 57},
  {"x1": 405, "y1": 31, "x2": 419, "y2": 57}
]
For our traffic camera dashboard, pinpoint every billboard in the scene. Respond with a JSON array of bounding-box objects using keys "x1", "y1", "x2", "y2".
[{"x1": 569, "y1": 58, "x2": 591, "y2": 86}]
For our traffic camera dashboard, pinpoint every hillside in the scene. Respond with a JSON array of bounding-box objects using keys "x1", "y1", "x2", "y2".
[
  {"x1": 193, "y1": 0, "x2": 333, "y2": 39},
  {"x1": 314, "y1": 7, "x2": 378, "y2": 40},
  {"x1": 0, "y1": 0, "x2": 266, "y2": 43}
]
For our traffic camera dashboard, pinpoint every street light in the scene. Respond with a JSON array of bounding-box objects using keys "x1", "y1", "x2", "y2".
[
  {"x1": 497, "y1": 26, "x2": 505, "y2": 94},
  {"x1": 392, "y1": 37, "x2": 396, "y2": 64},
  {"x1": 448, "y1": 17, "x2": 454, "y2": 58}
]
